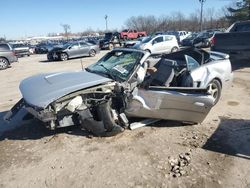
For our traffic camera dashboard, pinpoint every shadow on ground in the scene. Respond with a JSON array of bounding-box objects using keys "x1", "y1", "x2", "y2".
[
  {"x1": 0, "y1": 110, "x2": 90, "y2": 141},
  {"x1": 39, "y1": 56, "x2": 92, "y2": 63},
  {"x1": 203, "y1": 117, "x2": 250, "y2": 160}
]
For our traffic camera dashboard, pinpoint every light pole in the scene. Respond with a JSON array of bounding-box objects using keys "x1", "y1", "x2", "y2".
[
  {"x1": 199, "y1": 0, "x2": 206, "y2": 32},
  {"x1": 105, "y1": 15, "x2": 108, "y2": 31}
]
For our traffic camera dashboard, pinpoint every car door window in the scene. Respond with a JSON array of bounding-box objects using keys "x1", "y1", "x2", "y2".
[
  {"x1": 235, "y1": 23, "x2": 250, "y2": 32},
  {"x1": 164, "y1": 36, "x2": 173, "y2": 41},
  {"x1": 0, "y1": 44, "x2": 10, "y2": 50},
  {"x1": 185, "y1": 55, "x2": 200, "y2": 71},
  {"x1": 153, "y1": 37, "x2": 163, "y2": 44},
  {"x1": 80, "y1": 42, "x2": 87, "y2": 47},
  {"x1": 70, "y1": 44, "x2": 79, "y2": 49}
]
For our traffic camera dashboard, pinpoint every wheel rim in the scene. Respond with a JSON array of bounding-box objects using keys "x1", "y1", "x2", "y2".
[
  {"x1": 0, "y1": 58, "x2": 8, "y2": 69},
  {"x1": 207, "y1": 82, "x2": 219, "y2": 100},
  {"x1": 61, "y1": 53, "x2": 67, "y2": 61},
  {"x1": 109, "y1": 44, "x2": 113, "y2": 50},
  {"x1": 172, "y1": 47, "x2": 178, "y2": 52},
  {"x1": 89, "y1": 50, "x2": 96, "y2": 57}
]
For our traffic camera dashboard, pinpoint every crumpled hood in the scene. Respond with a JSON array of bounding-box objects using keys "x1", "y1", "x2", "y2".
[{"x1": 20, "y1": 70, "x2": 112, "y2": 109}]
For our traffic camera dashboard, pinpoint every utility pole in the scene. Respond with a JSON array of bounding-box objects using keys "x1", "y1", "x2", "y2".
[
  {"x1": 105, "y1": 15, "x2": 108, "y2": 31},
  {"x1": 199, "y1": 0, "x2": 206, "y2": 32}
]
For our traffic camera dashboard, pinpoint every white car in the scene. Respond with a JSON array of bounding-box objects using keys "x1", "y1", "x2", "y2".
[{"x1": 133, "y1": 35, "x2": 179, "y2": 54}]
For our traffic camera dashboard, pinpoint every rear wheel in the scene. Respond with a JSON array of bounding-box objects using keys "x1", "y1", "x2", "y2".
[
  {"x1": 171, "y1": 46, "x2": 179, "y2": 53},
  {"x1": 60, "y1": 53, "x2": 68, "y2": 61},
  {"x1": 0, "y1": 57, "x2": 9, "y2": 70},
  {"x1": 89, "y1": 49, "x2": 96, "y2": 57},
  {"x1": 207, "y1": 79, "x2": 221, "y2": 105}
]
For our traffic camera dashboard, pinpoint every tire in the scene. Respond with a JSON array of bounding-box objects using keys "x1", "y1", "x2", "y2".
[
  {"x1": 0, "y1": 57, "x2": 9, "y2": 70},
  {"x1": 108, "y1": 43, "x2": 114, "y2": 50},
  {"x1": 60, "y1": 53, "x2": 68, "y2": 61},
  {"x1": 171, "y1": 47, "x2": 179, "y2": 53},
  {"x1": 89, "y1": 49, "x2": 96, "y2": 57},
  {"x1": 207, "y1": 79, "x2": 222, "y2": 105}
]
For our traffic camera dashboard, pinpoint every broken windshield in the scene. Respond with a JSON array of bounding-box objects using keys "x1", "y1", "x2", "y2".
[{"x1": 86, "y1": 50, "x2": 144, "y2": 81}]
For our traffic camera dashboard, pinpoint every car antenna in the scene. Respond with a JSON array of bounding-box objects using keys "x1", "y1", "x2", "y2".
[{"x1": 80, "y1": 58, "x2": 84, "y2": 70}]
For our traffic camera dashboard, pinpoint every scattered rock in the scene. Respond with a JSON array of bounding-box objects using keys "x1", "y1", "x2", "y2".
[
  {"x1": 169, "y1": 152, "x2": 192, "y2": 178},
  {"x1": 192, "y1": 135, "x2": 198, "y2": 139}
]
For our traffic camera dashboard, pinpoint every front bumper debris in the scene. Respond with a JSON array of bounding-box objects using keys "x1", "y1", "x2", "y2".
[{"x1": 4, "y1": 99, "x2": 24, "y2": 122}]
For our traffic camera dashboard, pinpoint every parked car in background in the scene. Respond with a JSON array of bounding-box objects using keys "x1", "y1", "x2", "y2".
[
  {"x1": 120, "y1": 29, "x2": 147, "y2": 40},
  {"x1": 165, "y1": 31, "x2": 191, "y2": 43},
  {"x1": 133, "y1": 35, "x2": 179, "y2": 54},
  {"x1": 5, "y1": 48, "x2": 233, "y2": 136},
  {"x1": 35, "y1": 43, "x2": 59, "y2": 54},
  {"x1": 177, "y1": 31, "x2": 191, "y2": 42},
  {"x1": 181, "y1": 33, "x2": 199, "y2": 47},
  {"x1": 123, "y1": 37, "x2": 147, "y2": 48},
  {"x1": 193, "y1": 31, "x2": 220, "y2": 48},
  {"x1": 211, "y1": 20, "x2": 250, "y2": 59},
  {"x1": 11, "y1": 43, "x2": 30, "y2": 57},
  {"x1": 47, "y1": 41, "x2": 100, "y2": 61},
  {"x1": 99, "y1": 32, "x2": 121, "y2": 50},
  {"x1": 0, "y1": 43, "x2": 18, "y2": 70}
]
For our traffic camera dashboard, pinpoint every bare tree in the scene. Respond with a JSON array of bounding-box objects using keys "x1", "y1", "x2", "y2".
[
  {"x1": 60, "y1": 24, "x2": 71, "y2": 39},
  {"x1": 124, "y1": 8, "x2": 229, "y2": 34}
]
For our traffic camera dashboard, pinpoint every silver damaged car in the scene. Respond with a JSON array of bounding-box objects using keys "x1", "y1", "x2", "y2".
[{"x1": 4, "y1": 48, "x2": 233, "y2": 136}]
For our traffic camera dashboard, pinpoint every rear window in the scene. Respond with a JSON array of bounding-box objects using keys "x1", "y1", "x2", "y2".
[
  {"x1": 0, "y1": 43, "x2": 11, "y2": 50},
  {"x1": 234, "y1": 23, "x2": 250, "y2": 32}
]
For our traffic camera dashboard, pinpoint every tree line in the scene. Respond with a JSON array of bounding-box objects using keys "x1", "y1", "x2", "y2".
[
  {"x1": 124, "y1": 9, "x2": 228, "y2": 34},
  {"x1": 124, "y1": 0, "x2": 250, "y2": 34}
]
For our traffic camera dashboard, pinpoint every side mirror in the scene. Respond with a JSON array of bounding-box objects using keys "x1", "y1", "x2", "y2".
[{"x1": 152, "y1": 40, "x2": 157, "y2": 45}]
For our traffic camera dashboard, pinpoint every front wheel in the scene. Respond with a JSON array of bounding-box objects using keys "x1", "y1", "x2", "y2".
[
  {"x1": 60, "y1": 53, "x2": 68, "y2": 61},
  {"x1": 0, "y1": 57, "x2": 9, "y2": 70},
  {"x1": 108, "y1": 43, "x2": 114, "y2": 50},
  {"x1": 207, "y1": 79, "x2": 221, "y2": 105}
]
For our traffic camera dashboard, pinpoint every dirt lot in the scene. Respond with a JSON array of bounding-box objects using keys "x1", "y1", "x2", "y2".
[{"x1": 0, "y1": 52, "x2": 250, "y2": 188}]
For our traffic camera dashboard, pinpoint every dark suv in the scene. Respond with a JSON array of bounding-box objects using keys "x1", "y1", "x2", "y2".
[{"x1": 0, "y1": 43, "x2": 18, "y2": 70}]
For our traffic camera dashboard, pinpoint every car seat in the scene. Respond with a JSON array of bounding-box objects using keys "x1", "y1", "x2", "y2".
[{"x1": 145, "y1": 58, "x2": 176, "y2": 87}]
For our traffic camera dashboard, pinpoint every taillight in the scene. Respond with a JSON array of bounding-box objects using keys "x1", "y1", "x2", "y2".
[
  {"x1": 211, "y1": 36, "x2": 215, "y2": 46},
  {"x1": 12, "y1": 50, "x2": 16, "y2": 56}
]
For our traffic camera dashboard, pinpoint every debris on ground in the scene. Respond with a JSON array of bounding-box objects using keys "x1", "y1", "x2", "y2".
[{"x1": 169, "y1": 152, "x2": 191, "y2": 178}]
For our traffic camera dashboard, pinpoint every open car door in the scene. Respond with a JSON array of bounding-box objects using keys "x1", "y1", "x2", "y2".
[{"x1": 125, "y1": 87, "x2": 214, "y2": 123}]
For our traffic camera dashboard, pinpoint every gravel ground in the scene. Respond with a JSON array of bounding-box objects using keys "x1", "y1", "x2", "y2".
[{"x1": 0, "y1": 52, "x2": 250, "y2": 188}]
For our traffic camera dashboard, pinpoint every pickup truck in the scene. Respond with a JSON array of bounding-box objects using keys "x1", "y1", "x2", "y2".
[
  {"x1": 120, "y1": 29, "x2": 147, "y2": 40},
  {"x1": 0, "y1": 43, "x2": 18, "y2": 70},
  {"x1": 211, "y1": 20, "x2": 250, "y2": 59}
]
